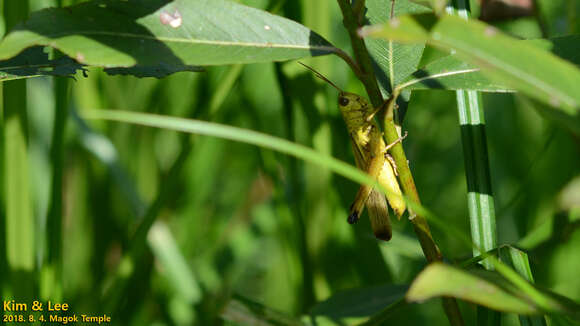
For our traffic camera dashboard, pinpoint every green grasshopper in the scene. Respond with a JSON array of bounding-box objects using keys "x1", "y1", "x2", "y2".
[{"x1": 300, "y1": 63, "x2": 406, "y2": 241}]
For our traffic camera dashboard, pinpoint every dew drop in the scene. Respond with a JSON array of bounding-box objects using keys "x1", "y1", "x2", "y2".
[{"x1": 264, "y1": 25, "x2": 271, "y2": 30}]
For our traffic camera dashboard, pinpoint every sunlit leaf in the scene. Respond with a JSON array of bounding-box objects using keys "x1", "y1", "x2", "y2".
[
  {"x1": 407, "y1": 263, "x2": 580, "y2": 317},
  {"x1": 0, "y1": 0, "x2": 335, "y2": 78}
]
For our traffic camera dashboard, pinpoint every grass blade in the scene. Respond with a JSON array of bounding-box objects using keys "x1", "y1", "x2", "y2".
[
  {"x1": 2, "y1": 0, "x2": 35, "y2": 300},
  {"x1": 83, "y1": 109, "x2": 377, "y2": 190}
]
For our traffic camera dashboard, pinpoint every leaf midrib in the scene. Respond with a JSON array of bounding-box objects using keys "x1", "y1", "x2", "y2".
[{"x1": 29, "y1": 31, "x2": 338, "y2": 51}]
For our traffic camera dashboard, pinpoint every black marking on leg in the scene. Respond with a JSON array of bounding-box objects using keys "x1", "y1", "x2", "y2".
[
  {"x1": 374, "y1": 230, "x2": 392, "y2": 241},
  {"x1": 347, "y1": 211, "x2": 359, "y2": 224}
]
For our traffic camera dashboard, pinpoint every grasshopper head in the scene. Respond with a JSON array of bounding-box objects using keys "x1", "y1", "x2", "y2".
[
  {"x1": 337, "y1": 92, "x2": 368, "y2": 132},
  {"x1": 338, "y1": 92, "x2": 366, "y2": 113}
]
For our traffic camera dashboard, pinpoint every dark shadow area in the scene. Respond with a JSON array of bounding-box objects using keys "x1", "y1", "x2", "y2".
[
  {"x1": 308, "y1": 30, "x2": 336, "y2": 57},
  {"x1": 459, "y1": 124, "x2": 494, "y2": 195},
  {"x1": 0, "y1": 46, "x2": 85, "y2": 79},
  {"x1": 371, "y1": 55, "x2": 393, "y2": 95},
  {"x1": 480, "y1": 0, "x2": 534, "y2": 22},
  {"x1": 549, "y1": 35, "x2": 580, "y2": 66},
  {"x1": 409, "y1": 68, "x2": 447, "y2": 90},
  {"x1": 307, "y1": 284, "x2": 408, "y2": 325},
  {"x1": 533, "y1": 212, "x2": 580, "y2": 254}
]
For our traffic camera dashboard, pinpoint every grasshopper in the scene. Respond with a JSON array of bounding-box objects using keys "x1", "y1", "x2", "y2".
[{"x1": 300, "y1": 63, "x2": 406, "y2": 241}]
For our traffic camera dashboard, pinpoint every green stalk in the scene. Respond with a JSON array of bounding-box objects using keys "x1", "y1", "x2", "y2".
[
  {"x1": 455, "y1": 89, "x2": 497, "y2": 269},
  {"x1": 335, "y1": 1, "x2": 463, "y2": 325},
  {"x1": 450, "y1": 1, "x2": 544, "y2": 325},
  {"x1": 42, "y1": 77, "x2": 68, "y2": 301},
  {"x1": 2, "y1": 0, "x2": 35, "y2": 300},
  {"x1": 449, "y1": 2, "x2": 499, "y2": 325},
  {"x1": 451, "y1": 0, "x2": 497, "y2": 271}
]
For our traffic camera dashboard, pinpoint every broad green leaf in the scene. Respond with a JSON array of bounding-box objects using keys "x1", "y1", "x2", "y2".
[
  {"x1": 0, "y1": 0, "x2": 335, "y2": 77},
  {"x1": 362, "y1": 14, "x2": 580, "y2": 116},
  {"x1": 408, "y1": 0, "x2": 447, "y2": 14},
  {"x1": 407, "y1": 263, "x2": 580, "y2": 317},
  {"x1": 399, "y1": 54, "x2": 512, "y2": 92},
  {"x1": 0, "y1": 46, "x2": 85, "y2": 82},
  {"x1": 400, "y1": 35, "x2": 580, "y2": 93},
  {"x1": 528, "y1": 35, "x2": 580, "y2": 67},
  {"x1": 307, "y1": 284, "x2": 407, "y2": 326},
  {"x1": 364, "y1": 0, "x2": 430, "y2": 96}
]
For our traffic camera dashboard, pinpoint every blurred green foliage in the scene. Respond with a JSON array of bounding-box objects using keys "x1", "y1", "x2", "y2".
[{"x1": 1, "y1": 0, "x2": 579, "y2": 325}]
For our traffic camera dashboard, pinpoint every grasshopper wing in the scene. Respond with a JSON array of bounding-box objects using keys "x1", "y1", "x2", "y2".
[
  {"x1": 350, "y1": 138, "x2": 392, "y2": 241},
  {"x1": 367, "y1": 189, "x2": 392, "y2": 241}
]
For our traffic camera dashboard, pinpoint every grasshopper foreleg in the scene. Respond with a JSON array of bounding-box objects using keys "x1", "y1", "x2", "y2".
[{"x1": 383, "y1": 131, "x2": 408, "y2": 177}]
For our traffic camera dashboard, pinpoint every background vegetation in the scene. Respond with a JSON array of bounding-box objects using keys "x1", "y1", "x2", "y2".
[{"x1": 1, "y1": 0, "x2": 579, "y2": 325}]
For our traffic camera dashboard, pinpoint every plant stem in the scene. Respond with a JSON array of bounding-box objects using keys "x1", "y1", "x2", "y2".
[
  {"x1": 336, "y1": 0, "x2": 383, "y2": 108},
  {"x1": 335, "y1": 1, "x2": 464, "y2": 325}
]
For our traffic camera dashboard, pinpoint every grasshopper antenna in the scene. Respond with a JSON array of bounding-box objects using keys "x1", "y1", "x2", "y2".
[{"x1": 298, "y1": 62, "x2": 342, "y2": 92}]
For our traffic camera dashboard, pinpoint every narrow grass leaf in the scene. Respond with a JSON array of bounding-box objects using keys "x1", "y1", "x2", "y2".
[
  {"x1": 499, "y1": 246, "x2": 548, "y2": 326},
  {"x1": 83, "y1": 109, "x2": 377, "y2": 192},
  {"x1": 147, "y1": 221, "x2": 202, "y2": 304}
]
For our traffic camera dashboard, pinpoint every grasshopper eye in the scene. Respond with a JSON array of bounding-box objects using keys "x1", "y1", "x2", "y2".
[{"x1": 339, "y1": 97, "x2": 349, "y2": 106}]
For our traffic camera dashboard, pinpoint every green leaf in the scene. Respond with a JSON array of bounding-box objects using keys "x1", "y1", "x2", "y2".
[
  {"x1": 499, "y1": 246, "x2": 548, "y2": 326},
  {"x1": 104, "y1": 62, "x2": 203, "y2": 78},
  {"x1": 0, "y1": 46, "x2": 85, "y2": 82},
  {"x1": 364, "y1": 0, "x2": 430, "y2": 95},
  {"x1": 400, "y1": 35, "x2": 580, "y2": 93},
  {"x1": 408, "y1": 0, "x2": 447, "y2": 14},
  {"x1": 308, "y1": 284, "x2": 407, "y2": 326},
  {"x1": 0, "y1": 0, "x2": 335, "y2": 77},
  {"x1": 407, "y1": 263, "x2": 580, "y2": 317},
  {"x1": 528, "y1": 35, "x2": 580, "y2": 66},
  {"x1": 399, "y1": 54, "x2": 512, "y2": 92},
  {"x1": 362, "y1": 14, "x2": 580, "y2": 115}
]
